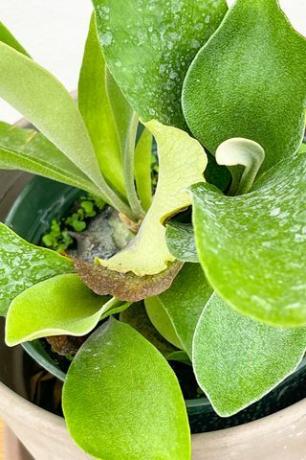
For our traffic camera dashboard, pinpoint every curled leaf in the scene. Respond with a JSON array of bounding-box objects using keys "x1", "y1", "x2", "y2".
[
  {"x1": 74, "y1": 258, "x2": 183, "y2": 302},
  {"x1": 98, "y1": 120, "x2": 206, "y2": 276}
]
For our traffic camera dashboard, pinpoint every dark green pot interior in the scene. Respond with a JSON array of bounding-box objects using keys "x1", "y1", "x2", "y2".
[{"x1": 5, "y1": 176, "x2": 306, "y2": 434}]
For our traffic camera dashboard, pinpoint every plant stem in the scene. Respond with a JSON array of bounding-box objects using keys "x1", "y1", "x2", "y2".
[{"x1": 123, "y1": 112, "x2": 145, "y2": 220}]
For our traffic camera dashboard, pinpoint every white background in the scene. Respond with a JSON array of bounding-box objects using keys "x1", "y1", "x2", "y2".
[{"x1": 0, "y1": 0, "x2": 306, "y2": 123}]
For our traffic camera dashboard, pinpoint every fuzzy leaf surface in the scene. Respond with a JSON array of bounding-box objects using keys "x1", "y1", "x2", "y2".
[
  {"x1": 158, "y1": 264, "x2": 212, "y2": 357},
  {"x1": 0, "y1": 224, "x2": 73, "y2": 316},
  {"x1": 166, "y1": 222, "x2": 198, "y2": 263},
  {"x1": 0, "y1": 122, "x2": 100, "y2": 195},
  {"x1": 63, "y1": 319, "x2": 191, "y2": 460},
  {"x1": 145, "y1": 296, "x2": 182, "y2": 349},
  {"x1": 192, "y1": 150, "x2": 306, "y2": 326},
  {"x1": 120, "y1": 302, "x2": 177, "y2": 358},
  {"x1": 93, "y1": 0, "x2": 227, "y2": 128},
  {"x1": 6, "y1": 274, "x2": 109, "y2": 346},
  {"x1": 193, "y1": 294, "x2": 306, "y2": 416},
  {"x1": 0, "y1": 42, "x2": 106, "y2": 192},
  {"x1": 78, "y1": 14, "x2": 128, "y2": 195},
  {"x1": 183, "y1": 0, "x2": 306, "y2": 171}
]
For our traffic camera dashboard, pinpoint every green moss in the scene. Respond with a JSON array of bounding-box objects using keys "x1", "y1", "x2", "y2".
[{"x1": 42, "y1": 194, "x2": 105, "y2": 252}]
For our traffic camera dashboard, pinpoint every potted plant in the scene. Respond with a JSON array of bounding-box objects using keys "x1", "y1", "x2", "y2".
[{"x1": 0, "y1": 0, "x2": 306, "y2": 458}]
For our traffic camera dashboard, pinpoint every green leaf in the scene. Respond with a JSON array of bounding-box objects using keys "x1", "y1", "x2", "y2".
[
  {"x1": 63, "y1": 319, "x2": 191, "y2": 460},
  {"x1": 193, "y1": 294, "x2": 306, "y2": 416},
  {"x1": 134, "y1": 127, "x2": 153, "y2": 211},
  {"x1": 93, "y1": 0, "x2": 227, "y2": 128},
  {"x1": 120, "y1": 302, "x2": 177, "y2": 358},
  {"x1": 166, "y1": 222, "x2": 198, "y2": 263},
  {"x1": 192, "y1": 149, "x2": 306, "y2": 327},
  {"x1": 78, "y1": 14, "x2": 127, "y2": 196},
  {"x1": 145, "y1": 296, "x2": 182, "y2": 349},
  {"x1": 122, "y1": 112, "x2": 144, "y2": 219},
  {"x1": 0, "y1": 122, "x2": 101, "y2": 196},
  {"x1": 0, "y1": 21, "x2": 29, "y2": 55},
  {"x1": 158, "y1": 264, "x2": 213, "y2": 357},
  {"x1": 98, "y1": 120, "x2": 206, "y2": 275},
  {"x1": 183, "y1": 0, "x2": 306, "y2": 171},
  {"x1": 0, "y1": 41, "x2": 131, "y2": 216},
  {"x1": 5, "y1": 274, "x2": 110, "y2": 346},
  {"x1": 106, "y1": 70, "x2": 134, "y2": 157},
  {"x1": 0, "y1": 223, "x2": 73, "y2": 316},
  {"x1": 22, "y1": 340, "x2": 66, "y2": 382}
]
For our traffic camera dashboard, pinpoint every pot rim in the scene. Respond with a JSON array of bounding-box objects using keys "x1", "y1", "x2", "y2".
[{"x1": 1, "y1": 378, "x2": 306, "y2": 441}]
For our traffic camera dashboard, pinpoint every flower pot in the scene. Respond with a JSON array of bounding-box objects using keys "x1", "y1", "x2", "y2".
[
  {"x1": 1, "y1": 323, "x2": 306, "y2": 460},
  {"x1": 1, "y1": 169, "x2": 306, "y2": 459}
]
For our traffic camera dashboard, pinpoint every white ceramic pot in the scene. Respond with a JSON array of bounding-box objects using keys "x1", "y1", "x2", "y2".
[
  {"x1": 1, "y1": 376, "x2": 306, "y2": 460},
  {"x1": 1, "y1": 162, "x2": 306, "y2": 460}
]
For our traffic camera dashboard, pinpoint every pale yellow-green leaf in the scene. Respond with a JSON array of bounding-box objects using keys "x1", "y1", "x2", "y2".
[
  {"x1": 5, "y1": 274, "x2": 117, "y2": 346},
  {"x1": 145, "y1": 296, "x2": 182, "y2": 349},
  {"x1": 97, "y1": 120, "x2": 206, "y2": 276}
]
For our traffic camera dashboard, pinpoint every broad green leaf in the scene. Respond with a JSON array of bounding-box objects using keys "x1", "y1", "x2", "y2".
[
  {"x1": 134, "y1": 127, "x2": 153, "y2": 211},
  {"x1": 0, "y1": 223, "x2": 73, "y2": 316},
  {"x1": 158, "y1": 264, "x2": 212, "y2": 357},
  {"x1": 0, "y1": 42, "x2": 100, "y2": 186},
  {"x1": 78, "y1": 14, "x2": 127, "y2": 196},
  {"x1": 93, "y1": 0, "x2": 227, "y2": 128},
  {"x1": 183, "y1": 0, "x2": 306, "y2": 171},
  {"x1": 192, "y1": 149, "x2": 306, "y2": 327},
  {"x1": 63, "y1": 319, "x2": 191, "y2": 460},
  {"x1": 120, "y1": 302, "x2": 177, "y2": 358},
  {"x1": 193, "y1": 294, "x2": 306, "y2": 416},
  {"x1": 166, "y1": 222, "x2": 198, "y2": 263},
  {"x1": 5, "y1": 274, "x2": 110, "y2": 346},
  {"x1": 0, "y1": 42, "x2": 130, "y2": 215},
  {"x1": 0, "y1": 122, "x2": 101, "y2": 196},
  {"x1": 0, "y1": 21, "x2": 28, "y2": 55},
  {"x1": 98, "y1": 120, "x2": 206, "y2": 275},
  {"x1": 145, "y1": 297, "x2": 182, "y2": 349}
]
